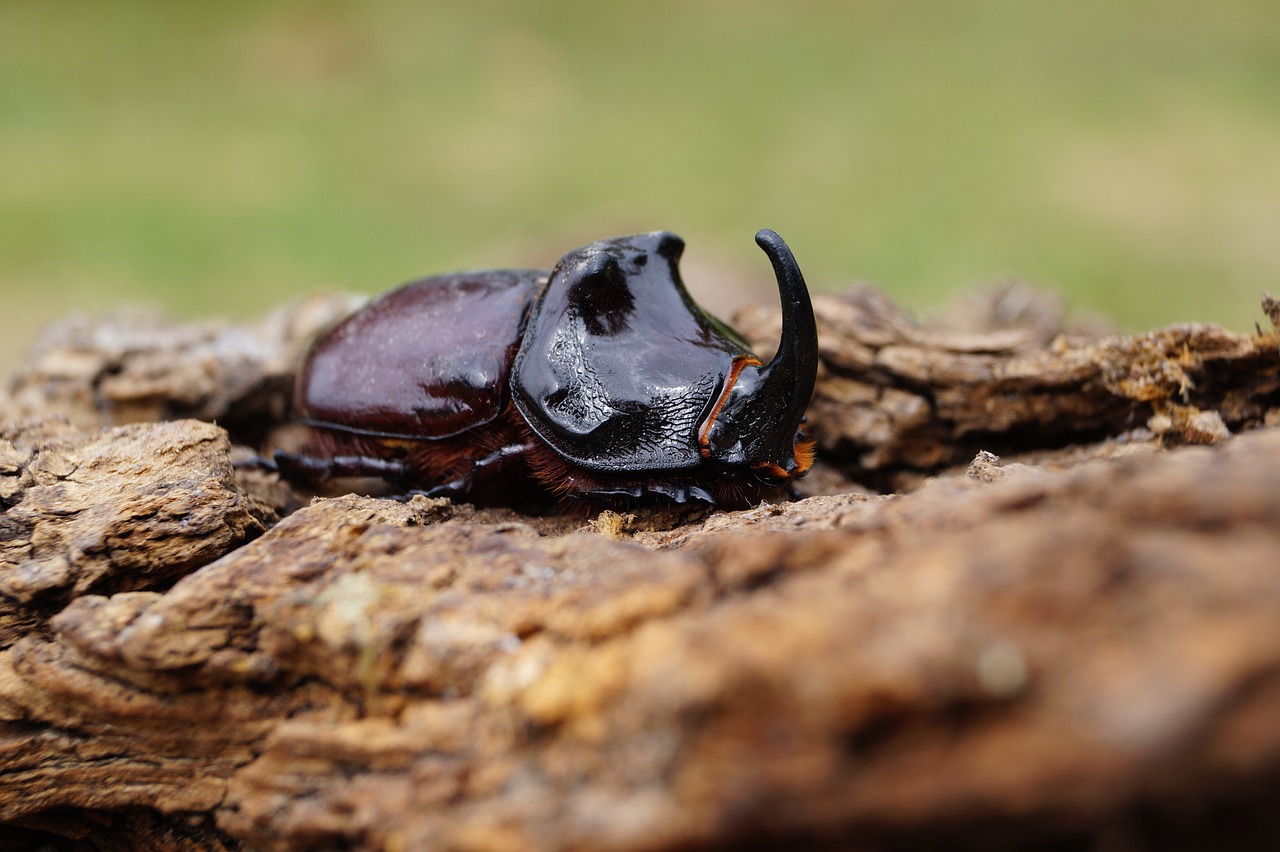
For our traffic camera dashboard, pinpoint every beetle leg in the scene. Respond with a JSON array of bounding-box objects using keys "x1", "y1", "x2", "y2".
[
  {"x1": 274, "y1": 450, "x2": 410, "y2": 483},
  {"x1": 687, "y1": 485, "x2": 716, "y2": 504},
  {"x1": 421, "y1": 442, "x2": 533, "y2": 498},
  {"x1": 648, "y1": 482, "x2": 690, "y2": 503},
  {"x1": 233, "y1": 453, "x2": 279, "y2": 473}
]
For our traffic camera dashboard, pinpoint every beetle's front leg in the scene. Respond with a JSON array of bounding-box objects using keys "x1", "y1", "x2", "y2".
[{"x1": 419, "y1": 442, "x2": 534, "y2": 499}]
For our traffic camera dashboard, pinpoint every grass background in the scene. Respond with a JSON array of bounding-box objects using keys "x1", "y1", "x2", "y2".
[{"x1": 2, "y1": 0, "x2": 1278, "y2": 370}]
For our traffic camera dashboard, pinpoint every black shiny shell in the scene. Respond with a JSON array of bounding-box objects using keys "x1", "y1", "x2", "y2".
[
  {"x1": 511, "y1": 232, "x2": 754, "y2": 472},
  {"x1": 296, "y1": 270, "x2": 545, "y2": 439}
]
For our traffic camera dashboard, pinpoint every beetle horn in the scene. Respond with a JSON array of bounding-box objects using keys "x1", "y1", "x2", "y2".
[
  {"x1": 750, "y1": 228, "x2": 818, "y2": 454},
  {"x1": 706, "y1": 229, "x2": 819, "y2": 471}
]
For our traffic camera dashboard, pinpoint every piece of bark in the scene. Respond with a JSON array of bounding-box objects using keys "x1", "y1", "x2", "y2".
[
  {"x1": 2, "y1": 286, "x2": 1280, "y2": 849},
  {"x1": 1, "y1": 295, "x2": 361, "y2": 443},
  {"x1": 733, "y1": 287, "x2": 1280, "y2": 479},
  {"x1": 0, "y1": 418, "x2": 267, "y2": 650},
  {"x1": 0, "y1": 428, "x2": 1277, "y2": 848}
]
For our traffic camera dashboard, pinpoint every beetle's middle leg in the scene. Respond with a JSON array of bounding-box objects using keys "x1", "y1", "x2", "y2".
[{"x1": 417, "y1": 441, "x2": 535, "y2": 499}]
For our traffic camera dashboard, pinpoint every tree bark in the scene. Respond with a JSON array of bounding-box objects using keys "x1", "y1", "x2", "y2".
[{"x1": 1, "y1": 287, "x2": 1278, "y2": 850}]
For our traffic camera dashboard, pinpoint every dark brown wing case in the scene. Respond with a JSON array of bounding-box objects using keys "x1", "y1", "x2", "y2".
[{"x1": 296, "y1": 270, "x2": 545, "y2": 439}]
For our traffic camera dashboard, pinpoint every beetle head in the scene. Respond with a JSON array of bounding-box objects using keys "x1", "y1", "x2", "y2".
[
  {"x1": 700, "y1": 229, "x2": 819, "y2": 484},
  {"x1": 512, "y1": 227, "x2": 818, "y2": 502}
]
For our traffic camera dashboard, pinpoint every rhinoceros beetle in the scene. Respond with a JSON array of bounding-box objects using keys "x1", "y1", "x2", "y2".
[{"x1": 276, "y1": 229, "x2": 818, "y2": 508}]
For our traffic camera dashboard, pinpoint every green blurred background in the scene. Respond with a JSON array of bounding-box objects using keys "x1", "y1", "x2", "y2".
[{"x1": 3, "y1": 0, "x2": 1278, "y2": 370}]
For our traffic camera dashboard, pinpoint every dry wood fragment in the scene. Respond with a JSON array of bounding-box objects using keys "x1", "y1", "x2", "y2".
[
  {"x1": 0, "y1": 285, "x2": 1278, "y2": 850},
  {"x1": 735, "y1": 286, "x2": 1280, "y2": 480},
  {"x1": 1, "y1": 295, "x2": 360, "y2": 440},
  {"x1": 0, "y1": 418, "x2": 267, "y2": 650}
]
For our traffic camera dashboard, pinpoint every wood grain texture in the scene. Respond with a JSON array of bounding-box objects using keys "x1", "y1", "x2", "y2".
[{"x1": 1, "y1": 286, "x2": 1278, "y2": 849}]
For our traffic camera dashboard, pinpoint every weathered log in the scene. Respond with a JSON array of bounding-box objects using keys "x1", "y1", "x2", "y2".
[
  {"x1": 735, "y1": 285, "x2": 1280, "y2": 483},
  {"x1": 0, "y1": 286, "x2": 1278, "y2": 849}
]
